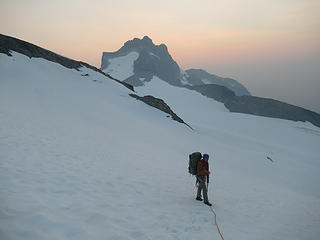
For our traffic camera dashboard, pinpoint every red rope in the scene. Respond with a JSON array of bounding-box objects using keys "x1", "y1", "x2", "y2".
[{"x1": 209, "y1": 206, "x2": 225, "y2": 240}]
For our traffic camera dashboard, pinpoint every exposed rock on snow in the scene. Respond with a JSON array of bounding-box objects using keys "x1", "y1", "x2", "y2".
[{"x1": 129, "y1": 94, "x2": 192, "y2": 129}]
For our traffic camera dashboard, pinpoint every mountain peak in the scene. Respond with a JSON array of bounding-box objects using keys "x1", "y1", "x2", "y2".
[
  {"x1": 142, "y1": 35, "x2": 153, "y2": 43},
  {"x1": 122, "y1": 36, "x2": 155, "y2": 50}
]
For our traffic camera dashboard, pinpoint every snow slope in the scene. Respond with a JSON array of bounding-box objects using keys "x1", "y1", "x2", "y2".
[
  {"x1": 102, "y1": 51, "x2": 139, "y2": 80},
  {"x1": 1, "y1": 52, "x2": 320, "y2": 240}
]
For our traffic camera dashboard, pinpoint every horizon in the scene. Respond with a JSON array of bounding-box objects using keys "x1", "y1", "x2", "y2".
[{"x1": 1, "y1": 0, "x2": 319, "y2": 113}]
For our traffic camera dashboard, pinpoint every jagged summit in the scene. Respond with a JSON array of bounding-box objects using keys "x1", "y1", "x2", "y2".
[
  {"x1": 120, "y1": 36, "x2": 167, "y2": 52},
  {"x1": 102, "y1": 36, "x2": 166, "y2": 61},
  {"x1": 142, "y1": 35, "x2": 152, "y2": 41},
  {"x1": 121, "y1": 36, "x2": 155, "y2": 51},
  {"x1": 120, "y1": 36, "x2": 170, "y2": 59}
]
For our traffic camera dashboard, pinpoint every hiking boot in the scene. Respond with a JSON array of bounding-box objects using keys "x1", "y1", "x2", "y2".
[
  {"x1": 204, "y1": 202, "x2": 212, "y2": 206},
  {"x1": 196, "y1": 197, "x2": 203, "y2": 201}
]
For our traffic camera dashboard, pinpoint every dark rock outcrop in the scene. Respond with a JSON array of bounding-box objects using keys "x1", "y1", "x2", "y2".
[
  {"x1": 0, "y1": 34, "x2": 134, "y2": 91},
  {"x1": 129, "y1": 94, "x2": 192, "y2": 129}
]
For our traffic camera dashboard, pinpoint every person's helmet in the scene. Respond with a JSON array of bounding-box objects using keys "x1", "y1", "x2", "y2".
[{"x1": 203, "y1": 154, "x2": 209, "y2": 159}]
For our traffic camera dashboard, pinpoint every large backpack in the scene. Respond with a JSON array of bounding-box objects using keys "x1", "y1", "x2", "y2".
[{"x1": 188, "y1": 152, "x2": 202, "y2": 175}]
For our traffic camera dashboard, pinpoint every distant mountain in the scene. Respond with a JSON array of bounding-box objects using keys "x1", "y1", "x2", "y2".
[
  {"x1": 101, "y1": 36, "x2": 182, "y2": 86},
  {"x1": 101, "y1": 36, "x2": 320, "y2": 127},
  {"x1": 191, "y1": 84, "x2": 320, "y2": 127},
  {"x1": 184, "y1": 69, "x2": 251, "y2": 96},
  {"x1": 101, "y1": 36, "x2": 250, "y2": 96},
  {"x1": 224, "y1": 95, "x2": 320, "y2": 125}
]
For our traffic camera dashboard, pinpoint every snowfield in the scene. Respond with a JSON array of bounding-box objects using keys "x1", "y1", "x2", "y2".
[
  {"x1": 102, "y1": 51, "x2": 139, "y2": 81},
  {"x1": 1, "y1": 51, "x2": 320, "y2": 240}
]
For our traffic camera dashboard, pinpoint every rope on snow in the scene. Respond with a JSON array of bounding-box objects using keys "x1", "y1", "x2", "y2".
[{"x1": 209, "y1": 206, "x2": 225, "y2": 240}]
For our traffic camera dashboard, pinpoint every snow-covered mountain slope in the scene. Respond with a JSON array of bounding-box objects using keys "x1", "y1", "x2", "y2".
[{"x1": 1, "y1": 47, "x2": 320, "y2": 240}]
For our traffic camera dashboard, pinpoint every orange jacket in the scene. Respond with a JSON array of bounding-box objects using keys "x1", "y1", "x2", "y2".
[{"x1": 197, "y1": 160, "x2": 210, "y2": 177}]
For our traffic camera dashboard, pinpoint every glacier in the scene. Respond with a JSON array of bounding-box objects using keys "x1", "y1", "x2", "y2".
[{"x1": 1, "y1": 48, "x2": 320, "y2": 240}]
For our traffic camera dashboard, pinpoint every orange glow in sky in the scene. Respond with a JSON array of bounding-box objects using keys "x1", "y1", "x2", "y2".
[{"x1": 1, "y1": 0, "x2": 319, "y2": 112}]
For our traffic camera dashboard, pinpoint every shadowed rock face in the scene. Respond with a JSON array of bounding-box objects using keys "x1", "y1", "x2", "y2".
[{"x1": 0, "y1": 34, "x2": 134, "y2": 91}]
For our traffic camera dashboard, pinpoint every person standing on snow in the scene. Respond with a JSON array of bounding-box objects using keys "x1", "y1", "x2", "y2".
[{"x1": 196, "y1": 154, "x2": 212, "y2": 206}]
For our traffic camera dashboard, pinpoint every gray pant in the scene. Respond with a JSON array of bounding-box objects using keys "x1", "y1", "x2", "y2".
[{"x1": 196, "y1": 175, "x2": 209, "y2": 203}]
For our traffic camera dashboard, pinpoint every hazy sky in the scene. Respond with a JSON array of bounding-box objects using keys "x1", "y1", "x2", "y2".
[{"x1": 1, "y1": 0, "x2": 319, "y2": 113}]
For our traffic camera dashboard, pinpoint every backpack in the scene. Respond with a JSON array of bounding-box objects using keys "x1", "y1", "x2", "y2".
[{"x1": 188, "y1": 152, "x2": 202, "y2": 175}]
